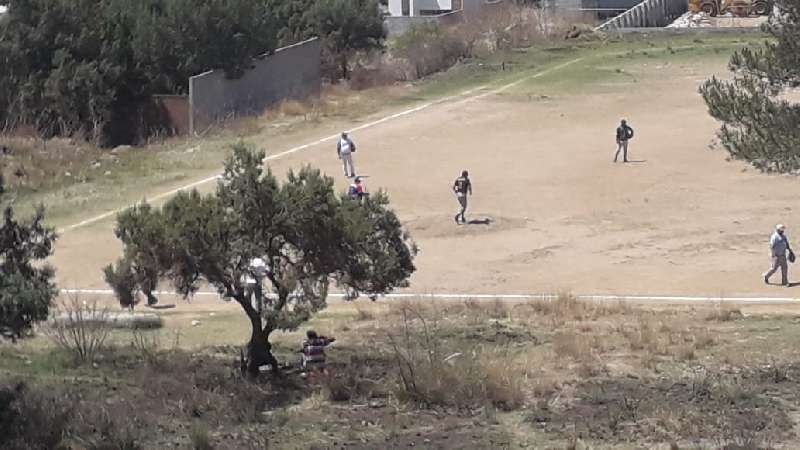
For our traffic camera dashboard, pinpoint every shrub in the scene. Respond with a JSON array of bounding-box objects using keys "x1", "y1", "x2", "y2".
[
  {"x1": 393, "y1": 23, "x2": 467, "y2": 79},
  {"x1": 190, "y1": 422, "x2": 214, "y2": 450},
  {"x1": 0, "y1": 382, "x2": 72, "y2": 449},
  {"x1": 46, "y1": 296, "x2": 112, "y2": 364},
  {"x1": 388, "y1": 305, "x2": 524, "y2": 411}
]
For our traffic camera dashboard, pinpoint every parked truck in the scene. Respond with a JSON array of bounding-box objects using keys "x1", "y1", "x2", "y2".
[{"x1": 688, "y1": 0, "x2": 771, "y2": 16}]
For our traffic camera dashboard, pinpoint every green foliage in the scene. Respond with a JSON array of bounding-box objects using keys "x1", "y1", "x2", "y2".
[
  {"x1": 700, "y1": 0, "x2": 800, "y2": 172},
  {"x1": 108, "y1": 142, "x2": 416, "y2": 374},
  {"x1": 104, "y1": 203, "x2": 171, "y2": 308},
  {"x1": 313, "y1": 0, "x2": 386, "y2": 78},
  {"x1": 270, "y1": 0, "x2": 386, "y2": 79},
  {"x1": 0, "y1": 0, "x2": 277, "y2": 145},
  {"x1": 0, "y1": 176, "x2": 58, "y2": 340}
]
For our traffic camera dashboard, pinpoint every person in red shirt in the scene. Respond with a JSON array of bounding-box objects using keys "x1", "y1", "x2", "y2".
[{"x1": 348, "y1": 177, "x2": 368, "y2": 203}]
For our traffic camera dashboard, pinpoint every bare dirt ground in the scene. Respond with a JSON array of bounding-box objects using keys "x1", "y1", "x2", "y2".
[{"x1": 50, "y1": 37, "x2": 800, "y2": 306}]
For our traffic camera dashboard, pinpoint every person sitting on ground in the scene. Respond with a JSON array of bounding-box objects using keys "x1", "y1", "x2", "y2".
[
  {"x1": 348, "y1": 177, "x2": 368, "y2": 203},
  {"x1": 301, "y1": 330, "x2": 335, "y2": 373}
]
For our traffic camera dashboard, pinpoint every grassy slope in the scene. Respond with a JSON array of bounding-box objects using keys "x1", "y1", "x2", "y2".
[
  {"x1": 5, "y1": 299, "x2": 800, "y2": 449},
  {"x1": 4, "y1": 32, "x2": 763, "y2": 228}
]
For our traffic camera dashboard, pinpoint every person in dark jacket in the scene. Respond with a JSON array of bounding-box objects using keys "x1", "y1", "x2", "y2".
[
  {"x1": 613, "y1": 119, "x2": 634, "y2": 163},
  {"x1": 453, "y1": 170, "x2": 472, "y2": 224}
]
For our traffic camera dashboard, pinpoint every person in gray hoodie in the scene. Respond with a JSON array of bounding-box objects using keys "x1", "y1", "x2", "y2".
[{"x1": 764, "y1": 224, "x2": 793, "y2": 286}]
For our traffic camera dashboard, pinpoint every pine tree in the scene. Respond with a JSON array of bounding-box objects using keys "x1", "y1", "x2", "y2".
[
  {"x1": 0, "y1": 175, "x2": 58, "y2": 340},
  {"x1": 107, "y1": 143, "x2": 416, "y2": 377},
  {"x1": 700, "y1": 0, "x2": 800, "y2": 173}
]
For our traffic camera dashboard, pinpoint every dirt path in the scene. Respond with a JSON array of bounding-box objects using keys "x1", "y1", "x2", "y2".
[{"x1": 51, "y1": 47, "x2": 800, "y2": 304}]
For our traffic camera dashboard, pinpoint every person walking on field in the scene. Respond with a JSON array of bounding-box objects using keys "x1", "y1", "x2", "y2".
[
  {"x1": 453, "y1": 170, "x2": 472, "y2": 225},
  {"x1": 614, "y1": 119, "x2": 634, "y2": 163},
  {"x1": 764, "y1": 224, "x2": 794, "y2": 286},
  {"x1": 337, "y1": 132, "x2": 357, "y2": 178}
]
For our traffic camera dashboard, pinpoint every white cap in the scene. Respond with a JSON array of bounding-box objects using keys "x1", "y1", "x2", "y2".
[{"x1": 777, "y1": 224, "x2": 786, "y2": 231}]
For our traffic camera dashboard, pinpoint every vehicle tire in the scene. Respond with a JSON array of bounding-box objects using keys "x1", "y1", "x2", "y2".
[
  {"x1": 701, "y1": 2, "x2": 718, "y2": 15},
  {"x1": 752, "y1": 0, "x2": 769, "y2": 15}
]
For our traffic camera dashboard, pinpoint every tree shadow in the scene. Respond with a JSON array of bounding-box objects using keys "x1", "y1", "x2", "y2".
[{"x1": 146, "y1": 304, "x2": 176, "y2": 310}]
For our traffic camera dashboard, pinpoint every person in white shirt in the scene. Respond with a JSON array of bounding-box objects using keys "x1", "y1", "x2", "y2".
[
  {"x1": 764, "y1": 224, "x2": 793, "y2": 286},
  {"x1": 336, "y1": 132, "x2": 357, "y2": 178}
]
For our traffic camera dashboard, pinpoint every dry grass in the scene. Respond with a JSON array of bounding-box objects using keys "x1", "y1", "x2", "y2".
[
  {"x1": 353, "y1": 303, "x2": 376, "y2": 322},
  {"x1": 705, "y1": 302, "x2": 744, "y2": 322},
  {"x1": 553, "y1": 331, "x2": 593, "y2": 361},
  {"x1": 386, "y1": 303, "x2": 525, "y2": 411},
  {"x1": 46, "y1": 296, "x2": 112, "y2": 365}
]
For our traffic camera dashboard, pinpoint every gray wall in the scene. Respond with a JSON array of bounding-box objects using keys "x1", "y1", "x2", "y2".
[
  {"x1": 595, "y1": 0, "x2": 686, "y2": 30},
  {"x1": 189, "y1": 38, "x2": 321, "y2": 134}
]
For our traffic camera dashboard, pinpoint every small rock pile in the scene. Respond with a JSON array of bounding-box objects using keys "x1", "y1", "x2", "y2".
[{"x1": 667, "y1": 11, "x2": 713, "y2": 27}]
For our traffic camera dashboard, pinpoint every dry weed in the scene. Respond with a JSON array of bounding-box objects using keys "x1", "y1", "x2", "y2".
[
  {"x1": 705, "y1": 302, "x2": 744, "y2": 322},
  {"x1": 553, "y1": 331, "x2": 593, "y2": 361},
  {"x1": 692, "y1": 329, "x2": 716, "y2": 350},
  {"x1": 353, "y1": 304, "x2": 376, "y2": 322},
  {"x1": 46, "y1": 296, "x2": 112, "y2": 364},
  {"x1": 387, "y1": 304, "x2": 524, "y2": 411},
  {"x1": 674, "y1": 345, "x2": 696, "y2": 361}
]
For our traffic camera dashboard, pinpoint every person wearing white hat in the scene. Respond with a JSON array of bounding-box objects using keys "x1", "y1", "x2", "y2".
[
  {"x1": 764, "y1": 224, "x2": 794, "y2": 286},
  {"x1": 336, "y1": 132, "x2": 357, "y2": 178}
]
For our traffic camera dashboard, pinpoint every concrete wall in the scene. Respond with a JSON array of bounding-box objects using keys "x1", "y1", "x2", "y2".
[
  {"x1": 595, "y1": 0, "x2": 686, "y2": 29},
  {"x1": 151, "y1": 95, "x2": 190, "y2": 136},
  {"x1": 189, "y1": 38, "x2": 321, "y2": 134}
]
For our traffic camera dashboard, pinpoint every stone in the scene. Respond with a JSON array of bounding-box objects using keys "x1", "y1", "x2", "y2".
[{"x1": 191, "y1": 320, "x2": 201, "y2": 327}]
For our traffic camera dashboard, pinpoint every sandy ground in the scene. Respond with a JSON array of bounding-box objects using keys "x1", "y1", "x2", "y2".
[{"x1": 49, "y1": 50, "x2": 800, "y2": 306}]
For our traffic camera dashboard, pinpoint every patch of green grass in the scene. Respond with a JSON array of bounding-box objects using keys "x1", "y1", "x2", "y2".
[{"x1": 505, "y1": 34, "x2": 764, "y2": 96}]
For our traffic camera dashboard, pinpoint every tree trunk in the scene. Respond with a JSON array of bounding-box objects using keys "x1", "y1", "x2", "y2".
[
  {"x1": 245, "y1": 313, "x2": 279, "y2": 378},
  {"x1": 340, "y1": 53, "x2": 349, "y2": 80},
  {"x1": 234, "y1": 292, "x2": 279, "y2": 379}
]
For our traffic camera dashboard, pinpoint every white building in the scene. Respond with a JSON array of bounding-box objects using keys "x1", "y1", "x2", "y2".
[
  {"x1": 388, "y1": 0, "x2": 455, "y2": 16},
  {"x1": 387, "y1": 0, "x2": 503, "y2": 17}
]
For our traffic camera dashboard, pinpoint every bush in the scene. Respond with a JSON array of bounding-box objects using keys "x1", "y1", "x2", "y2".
[
  {"x1": 388, "y1": 305, "x2": 524, "y2": 411},
  {"x1": 393, "y1": 23, "x2": 467, "y2": 79},
  {"x1": 0, "y1": 382, "x2": 72, "y2": 449},
  {"x1": 46, "y1": 296, "x2": 112, "y2": 364},
  {"x1": 190, "y1": 422, "x2": 214, "y2": 450}
]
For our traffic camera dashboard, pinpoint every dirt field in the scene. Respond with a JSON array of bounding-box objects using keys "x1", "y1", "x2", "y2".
[
  {"x1": 46, "y1": 34, "x2": 800, "y2": 302},
  {"x1": 12, "y1": 33, "x2": 800, "y2": 449}
]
